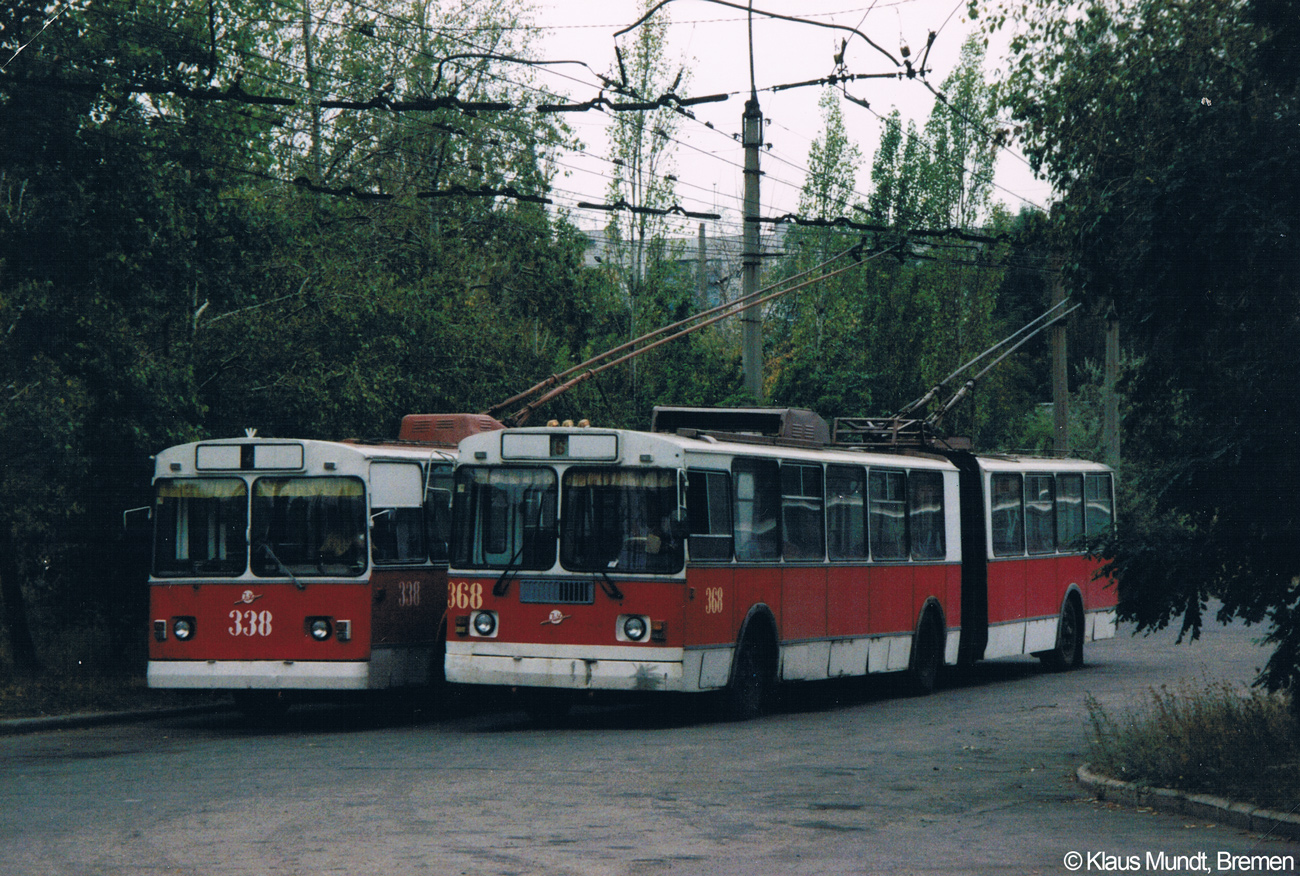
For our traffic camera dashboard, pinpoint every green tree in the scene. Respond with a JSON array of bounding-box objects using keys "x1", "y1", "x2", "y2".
[
  {"x1": 995, "y1": 0, "x2": 1300, "y2": 696},
  {"x1": 920, "y1": 35, "x2": 998, "y2": 229},
  {"x1": 0, "y1": 0, "x2": 287, "y2": 671},
  {"x1": 600, "y1": 0, "x2": 688, "y2": 409}
]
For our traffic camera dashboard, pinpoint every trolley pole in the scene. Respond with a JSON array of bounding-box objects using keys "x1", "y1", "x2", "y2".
[{"x1": 741, "y1": 95, "x2": 764, "y2": 400}]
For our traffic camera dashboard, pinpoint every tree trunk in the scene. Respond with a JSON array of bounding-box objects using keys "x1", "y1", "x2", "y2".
[{"x1": 0, "y1": 528, "x2": 41, "y2": 673}]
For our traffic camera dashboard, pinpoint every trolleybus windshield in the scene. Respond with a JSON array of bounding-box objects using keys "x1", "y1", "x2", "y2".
[
  {"x1": 153, "y1": 479, "x2": 248, "y2": 577},
  {"x1": 561, "y1": 468, "x2": 683, "y2": 574},
  {"x1": 451, "y1": 467, "x2": 558, "y2": 571},
  {"x1": 250, "y1": 477, "x2": 367, "y2": 577}
]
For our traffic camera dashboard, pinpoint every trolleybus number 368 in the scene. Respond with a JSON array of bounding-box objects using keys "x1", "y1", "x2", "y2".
[{"x1": 448, "y1": 581, "x2": 483, "y2": 610}]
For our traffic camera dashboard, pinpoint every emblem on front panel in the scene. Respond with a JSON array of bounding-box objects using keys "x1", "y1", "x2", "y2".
[
  {"x1": 541, "y1": 609, "x2": 571, "y2": 626},
  {"x1": 235, "y1": 590, "x2": 264, "y2": 605}
]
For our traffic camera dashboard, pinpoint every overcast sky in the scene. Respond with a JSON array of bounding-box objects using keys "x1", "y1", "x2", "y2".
[{"x1": 519, "y1": 0, "x2": 1051, "y2": 238}]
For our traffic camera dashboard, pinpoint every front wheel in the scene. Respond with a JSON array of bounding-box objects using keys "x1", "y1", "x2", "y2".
[{"x1": 719, "y1": 638, "x2": 773, "y2": 722}]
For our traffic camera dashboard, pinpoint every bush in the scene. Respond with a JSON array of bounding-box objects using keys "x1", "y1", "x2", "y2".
[{"x1": 1086, "y1": 680, "x2": 1300, "y2": 811}]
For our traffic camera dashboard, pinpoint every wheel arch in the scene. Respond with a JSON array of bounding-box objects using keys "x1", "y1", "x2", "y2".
[{"x1": 731, "y1": 603, "x2": 779, "y2": 680}]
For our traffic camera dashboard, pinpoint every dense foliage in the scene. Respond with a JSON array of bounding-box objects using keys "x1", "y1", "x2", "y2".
[{"x1": 996, "y1": 0, "x2": 1300, "y2": 694}]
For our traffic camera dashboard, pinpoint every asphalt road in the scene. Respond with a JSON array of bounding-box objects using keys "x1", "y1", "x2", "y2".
[{"x1": 0, "y1": 616, "x2": 1293, "y2": 876}]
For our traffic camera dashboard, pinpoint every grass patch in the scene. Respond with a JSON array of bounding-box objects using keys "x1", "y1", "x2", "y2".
[
  {"x1": 1086, "y1": 680, "x2": 1300, "y2": 812},
  {"x1": 0, "y1": 672, "x2": 223, "y2": 720}
]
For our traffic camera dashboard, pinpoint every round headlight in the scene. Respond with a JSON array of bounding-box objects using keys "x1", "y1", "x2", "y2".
[
  {"x1": 310, "y1": 619, "x2": 332, "y2": 641},
  {"x1": 623, "y1": 615, "x2": 647, "y2": 642},
  {"x1": 472, "y1": 611, "x2": 497, "y2": 637},
  {"x1": 173, "y1": 618, "x2": 194, "y2": 641}
]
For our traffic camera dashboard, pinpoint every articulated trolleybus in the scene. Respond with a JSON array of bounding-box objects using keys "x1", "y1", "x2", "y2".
[
  {"x1": 445, "y1": 407, "x2": 1116, "y2": 720},
  {"x1": 147, "y1": 413, "x2": 502, "y2": 715}
]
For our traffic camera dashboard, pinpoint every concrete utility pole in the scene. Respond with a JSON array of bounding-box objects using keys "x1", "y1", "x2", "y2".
[
  {"x1": 1104, "y1": 303, "x2": 1121, "y2": 468},
  {"x1": 697, "y1": 223, "x2": 708, "y2": 310},
  {"x1": 1051, "y1": 270, "x2": 1070, "y2": 456},
  {"x1": 741, "y1": 96, "x2": 764, "y2": 400}
]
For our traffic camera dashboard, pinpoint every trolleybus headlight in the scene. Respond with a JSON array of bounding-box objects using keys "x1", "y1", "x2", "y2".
[
  {"x1": 172, "y1": 617, "x2": 195, "y2": 641},
  {"x1": 471, "y1": 610, "x2": 497, "y2": 637},
  {"x1": 308, "y1": 618, "x2": 332, "y2": 641},
  {"x1": 621, "y1": 615, "x2": 648, "y2": 642}
]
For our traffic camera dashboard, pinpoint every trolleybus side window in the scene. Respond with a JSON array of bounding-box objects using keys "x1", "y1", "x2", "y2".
[
  {"x1": 1056, "y1": 473, "x2": 1085, "y2": 550},
  {"x1": 826, "y1": 464, "x2": 867, "y2": 560},
  {"x1": 908, "y1": 470, "x2": 946, "y2": 560},
  {"x1": 1025, "y1": 474, "x2": 1057, "y2": 555},
  {"x1": 561, "y1": 468, "x2": 683, "y2": 574},
  {"x1": 450, "y1": 468, "x2": 557, "y2": 570},
  {"x1": 153, "y1": 478, "x2": 248, "y2": 577},
  {"x1": 1085, "y1": 472, "x2": 1114, "y2": 536},
  {"x1": 370, "y1": 462, "x2": 428, "y2": 566},
  {"x1": 425, "y1": 463, "x2": 453, "y2": 562},
  {"x1": 732, "y1": 458, "x2": 781, "y2": 561},
  {"x1": 869, "y1": 469, "x2": 908, "y2": 560},
  {"x1": 991, "y1": 473, "x2": 1025, "y2": 557},
  {"x1": 250, "y1": 477, "x2": 367, "y2": 577},
  {"x1": 781, "y1": 463, "x2": 825, "y2": 560},
  {"x1": 686, "y1": 469, "x2": 733, "y2": 561}
]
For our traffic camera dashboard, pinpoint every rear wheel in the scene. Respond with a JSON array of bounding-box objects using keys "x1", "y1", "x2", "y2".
[
  {"x1": 1040, "y1": 598, "x2": 1084, "y2": 671},
  {"x1": 719, "y1": 636, "x2": 773, "y2": 722},
  {"x1": 908, "y1": 614, "x2": 944, "y2": 695}
]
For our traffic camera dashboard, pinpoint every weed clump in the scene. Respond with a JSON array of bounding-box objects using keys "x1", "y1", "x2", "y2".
[{"x1": 1086, "y1": 680, "x2": 1300, "y2": 811}]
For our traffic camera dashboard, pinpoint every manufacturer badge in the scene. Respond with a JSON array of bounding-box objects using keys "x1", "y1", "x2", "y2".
[
  {"x1": 235, "y1": 590, "x2": 263, "y2": 605},
  {"x1": 541, "y1": 609, "x2": 571, "y2": 626}
]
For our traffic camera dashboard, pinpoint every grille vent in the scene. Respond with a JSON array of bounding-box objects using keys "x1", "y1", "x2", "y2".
[{"x1": 519, "y1": 579, "x2": 595, "y2": 605}]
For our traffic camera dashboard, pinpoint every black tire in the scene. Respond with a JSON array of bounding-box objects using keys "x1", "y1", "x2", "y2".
[
  {"x1": 1041, "y1": 598, "x2": 1084, "y2": 671},
  {"x1": 908, "y1": 614, "x2": 943, "y2": 695},
  {"x1": 719, "y1": 637, "x2": 772, "y2": 722}
]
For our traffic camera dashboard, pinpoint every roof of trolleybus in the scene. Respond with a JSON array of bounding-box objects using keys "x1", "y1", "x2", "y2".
[
  {"x1": 455, "y1": 424, "x2": 962, "y2": 473},
  {"x1": 154, "y1": 437, "x2": 455, "y2": 477}
]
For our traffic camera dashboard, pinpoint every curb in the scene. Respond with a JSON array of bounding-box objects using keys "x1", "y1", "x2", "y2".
[
  {"x1": 1077, "y1": 763, "x2": 1300, "y2": 842},
  {"x1": 0, "y1": 703, "x2": 232, "y2": 736}
]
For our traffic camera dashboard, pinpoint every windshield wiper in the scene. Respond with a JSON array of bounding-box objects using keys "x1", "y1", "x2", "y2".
[
  {"x1": 257, "y1": 542, "x2": 306, "y2": 591},
  {"x1": 492, "y1": 544, "x2": 526, "y2": 597},
  {"x1": 597, "y1": 570, "x2": 623, "y2": 601}
]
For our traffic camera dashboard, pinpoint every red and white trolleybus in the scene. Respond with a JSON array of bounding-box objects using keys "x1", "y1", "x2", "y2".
[
  {"x1": 444, "y1": 407, "x2": 1116, "y2": 720},
  {"x1": 147, "y1": 413, "x2": 501, "y2": 714}
]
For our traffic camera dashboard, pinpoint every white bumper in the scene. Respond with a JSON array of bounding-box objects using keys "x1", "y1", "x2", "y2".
[
  {"x1": 445, "y1": 641, "x2": 689, "y2": 692},
  {"x1": 148, "y1": 659, "x2": 370, "y2": 691}
]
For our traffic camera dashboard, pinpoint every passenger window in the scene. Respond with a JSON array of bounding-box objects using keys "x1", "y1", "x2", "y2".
[
  {"x1": 869, "y1": 469, "x2": 908, "y2": 560},
  {"x1": 1085, "y1": 472, "x2": 1114, "y2": 536},
  {"x1": 733, "y1": 458, "x2": 781, "y2": 561},
  {"x1": 908, "y1": 470, "x2": 946, "y2": 560},
  {"x1": 371, "y1": 462, "x2": 428, "y2": 566},
  {"x1": 686, "y1": 469, "x2": 733, "y2": 561},
  {"x1": 826, "y1": 465, "x2": 867, "y2": 560},
  {"x1": 1025, "y1": 474, "x2": 1056, "y2": 555},
  {"x1": 781, "y1": 463, "x2": 824, "y2": 560},
  {"x1": 991, "y1": 473, "x2": 1025, "y2": 557},
  {"x1": 1056, "y1": 474, "x2": 1085, "y2": 550}
]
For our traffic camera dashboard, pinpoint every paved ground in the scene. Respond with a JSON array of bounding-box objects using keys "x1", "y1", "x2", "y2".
[{"x1": 0, "y1": 615, "x2": 1293, "y2": 875}]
